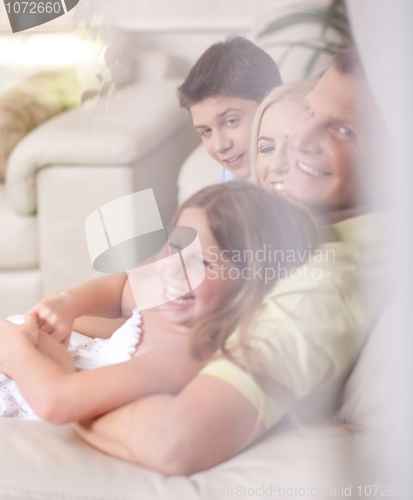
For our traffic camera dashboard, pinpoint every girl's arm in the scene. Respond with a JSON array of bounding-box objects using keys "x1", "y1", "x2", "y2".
[
  {"x1": 40, "y1": 290, "x2": 126, "y2": 340},
  {"x1": 0, "y1": 318, "x2": 202, "y2": 425},
  {"x1": 27, "y1": 273, "x2": 128, "y2": 343}
]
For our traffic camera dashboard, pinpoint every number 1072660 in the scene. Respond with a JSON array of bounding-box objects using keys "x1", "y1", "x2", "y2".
[{"x1": 5, "y1": 2, "x2": 62, "y2": 14}]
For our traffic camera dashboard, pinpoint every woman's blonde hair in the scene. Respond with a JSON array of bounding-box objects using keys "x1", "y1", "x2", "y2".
[
  {"x1": 172, "y1": 182, "x2": 318, "y2": 374},
  {"x1": 250, "y1": 79, "x2": 318, "y2": 183}
]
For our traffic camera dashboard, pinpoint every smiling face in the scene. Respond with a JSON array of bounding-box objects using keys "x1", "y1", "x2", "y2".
[
  {"x1": 190, "y1": 95, "x2": 258, "y2": 179},
  {"x1": 286, "y1": 67, "x2": 369, "y2": 222},
  {"x1": 256, "y1": 100, "x2": 305, "y2": 197},
  {"x1": 158, "y1": 208, "x2": 238, "y2": 327}
]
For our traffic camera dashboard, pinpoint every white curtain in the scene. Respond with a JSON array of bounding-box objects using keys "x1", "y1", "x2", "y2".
[{"x1": 347, "y1": 0, "x2": 413, "y2": 491}]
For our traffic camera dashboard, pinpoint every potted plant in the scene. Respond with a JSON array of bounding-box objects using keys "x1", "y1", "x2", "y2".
[{"x1": 256, "y1": 0, "x2": 353, "y2": 79}]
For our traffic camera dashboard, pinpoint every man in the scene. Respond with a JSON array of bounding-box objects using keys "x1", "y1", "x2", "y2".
[
  {"x1": 69, "y1": 49, "x2": 391, "y2": 475},
  {"x1": 178, "y1": 37, "x2": 282, "y2": 182}
]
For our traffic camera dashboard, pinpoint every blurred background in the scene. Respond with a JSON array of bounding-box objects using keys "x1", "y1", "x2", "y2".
[{"x1": 0, "y1": 1, "x2": 411, "y2": 495}]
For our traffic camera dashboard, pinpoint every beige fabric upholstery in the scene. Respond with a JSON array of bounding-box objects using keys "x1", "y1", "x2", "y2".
[
  {"x1": 7, "y1": 78, "x2": 191, "y2": 216},
  {"x1": 0, "y1": 68, "x2": 80, "y2": 182},
  {"x1": 0, "y1": 419, "x2": 353, "y2": 500},
  {"x1": 178, "y1": 143, "x2": 222, "y2": 205},
  {"x1": 36, "y1": 165, "x2": 134, "y2": 293},
  {"x1": 0, "y1": 269, "x2": 41, "y2": 318},
  {"x1": 0, "y1": 184, "x2": 37, "y2": 269}
]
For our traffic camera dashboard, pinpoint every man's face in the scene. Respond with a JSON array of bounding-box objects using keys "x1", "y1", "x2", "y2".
[
  {"x1": 286, "y1": 67, "x2": 369, "y2": 216},
  {"x1": 190, "y1": 95, "x2": 258, "y2": 179}
]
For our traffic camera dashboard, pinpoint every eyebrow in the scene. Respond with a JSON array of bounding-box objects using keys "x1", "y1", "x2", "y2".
[
  {"x1": 258, "y1": 136, "x2": 274, "y2": 142},
  {"x1": 193, "y1": 108, "x2": 243, "y2": 130},
  {"x1": 218, "y1": 107, "x2": 243, "y2": 118}
]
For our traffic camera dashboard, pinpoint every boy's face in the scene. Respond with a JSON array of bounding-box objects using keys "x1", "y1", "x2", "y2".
[
  {"x1": 190, "y1": 95, "x2": 258, "y2": 179},
  {"x1": 286, "y1": 67, "x2": 369, "y2": 217}
]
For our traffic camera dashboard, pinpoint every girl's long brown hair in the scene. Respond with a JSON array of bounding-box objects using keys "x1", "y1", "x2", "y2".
[{"x1": 173, "y1": 182, "x2": 318, "y2": 396}]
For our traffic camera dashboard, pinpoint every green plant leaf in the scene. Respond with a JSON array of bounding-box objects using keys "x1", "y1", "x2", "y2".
[
  {"x1": 258, "y1": 10, "x2": 331, "y2": 38},
  {"x1": 261, "y1": 40, "x2": 348, "y2": 53},
  {"x1": 278, "y1": 45, "x2": 298, "y2": 68},
  {"x1": 258, "y1": 0, "x2": 352, "y2": 43},
  {"x1": 304, "y1": 49, "x2": 323, "y2": 78},
  {"x1": 257, "y1": 0, "x2": 352, "y2": 79},
  {"x1": 321, "y1": 0, "x2": 346, "y2": 35}
]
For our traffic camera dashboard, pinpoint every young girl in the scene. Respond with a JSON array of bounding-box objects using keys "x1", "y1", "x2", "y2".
[{"x1": 0, "y1": 182, "x2": 317, "y2": 423}]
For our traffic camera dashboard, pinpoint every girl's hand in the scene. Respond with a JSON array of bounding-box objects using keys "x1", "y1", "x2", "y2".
[
  {"x1": 26, "y1": 291, "x2": 78, "y2": 344},
  {"x1": 0, "y1": 315, "x2": 39, "y2": 376}
]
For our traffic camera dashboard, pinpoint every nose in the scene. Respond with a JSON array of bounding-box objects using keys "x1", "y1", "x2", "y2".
[
  {"x1": 289, "y1": 115, "x2": 321, "y2": 155},
  {"x1": 269, "y1": 136, "x2": 289, "y2": 175},
  {"x1": 212, "y1": 130, "x2": 232, "y2": 154}
]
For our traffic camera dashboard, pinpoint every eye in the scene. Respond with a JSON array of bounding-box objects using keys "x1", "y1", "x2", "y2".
[
  {"x1": 258, "y1": 145, "x2": 275, "y2": 154},
  {"x1": 225, "y1": 117, "x2": 239, "y2": 127},
  {"x1": 306, "y1": 106, "x2": 314, "y2": 117},
  {"x1": 339, "y1": 126, "x2": 354, "y2": 137},
  {"x1": 200, "y1": 128, "x2": 212, "y2": 138}
]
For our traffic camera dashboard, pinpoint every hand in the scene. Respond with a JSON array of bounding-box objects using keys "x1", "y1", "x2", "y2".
[
  {"x1": 27, "y1": 291, "x2": 78, "y2": 344},
  {"x1": 0, "y1": 315, "x2": 39, "y2": 376}
]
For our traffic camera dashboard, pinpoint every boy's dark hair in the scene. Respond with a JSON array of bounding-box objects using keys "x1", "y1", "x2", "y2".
[
  {"x1": 178, "y1": 37, "x2": 282, "y2": 109},
  {"x1": 333, "y1": 47, "x2": 365, "y2": 76}
]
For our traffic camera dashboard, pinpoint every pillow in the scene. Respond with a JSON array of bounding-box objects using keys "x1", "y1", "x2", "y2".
[{"x1": 0, "y1": 68, "x2": 80, "y2": 181}]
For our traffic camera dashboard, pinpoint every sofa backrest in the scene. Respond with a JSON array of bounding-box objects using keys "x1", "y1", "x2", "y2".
[{"x1": 337, "y1": 295, "x2": 401, "y2": 426}]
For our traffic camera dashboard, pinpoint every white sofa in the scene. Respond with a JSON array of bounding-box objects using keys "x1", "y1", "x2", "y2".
[
  {"x1": 0, "y1": 75, "x2": 199, "y2": 319},
  {"x1": 0, "y1": 296, "x2": 403, "y2": 499}
]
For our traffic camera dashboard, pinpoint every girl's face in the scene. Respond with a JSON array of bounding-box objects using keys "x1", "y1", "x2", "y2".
[
  {"x1": 158, "y1": 208, "x2": 238, "y2": 327},
  {"x1": 256, "y1": 100, "x2": 305, "y2": 197}
]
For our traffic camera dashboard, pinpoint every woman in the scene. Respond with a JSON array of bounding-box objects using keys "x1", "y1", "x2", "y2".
[{"x1": 250, "y1": 79, "x2": 317, "y2": 196}]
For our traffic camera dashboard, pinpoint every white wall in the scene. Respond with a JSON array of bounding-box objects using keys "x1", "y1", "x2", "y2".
[{"x1": 73, "y1": 0, "x2": 254, "y2": 76}]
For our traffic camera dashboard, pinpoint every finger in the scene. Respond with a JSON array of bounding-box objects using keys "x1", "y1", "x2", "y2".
[
  {"x1": 50, "y1": 323, "x2": 70, "y2": 344},
  {"x1": 24, "y1": 314, "x2": 37, "y2": 329},
  {"x1": 60, "y1": 334, "x2": 71, "y2": 350},
  {"x1": 33, "y1": 310, "x2": 57, "y2": 335},
  {"x1": 26, "y1": 309, "x2": 47, "y2": 330},
  {"x1": 23, "y1": 314, "x2": 40, "y2": 343}
]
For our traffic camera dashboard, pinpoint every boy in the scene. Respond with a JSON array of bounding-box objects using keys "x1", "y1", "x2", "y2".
[{"x1": 178, "y1": 37, "x2": 282, "y2": 182}]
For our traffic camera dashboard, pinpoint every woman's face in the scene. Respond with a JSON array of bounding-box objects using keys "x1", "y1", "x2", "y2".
[
  {"x1": 157, "y1": 208, "x2": 238, "y2": 327},
  {"x1": 256, "y1": 100, "x2": 305, "y2": 197}
]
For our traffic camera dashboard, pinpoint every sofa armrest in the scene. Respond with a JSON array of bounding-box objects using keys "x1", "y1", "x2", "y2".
[{"x1": 6, "y1": 78, "x2": 192, "y2": 216}]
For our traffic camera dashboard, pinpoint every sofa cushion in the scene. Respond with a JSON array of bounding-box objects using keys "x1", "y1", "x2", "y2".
[
  {"x1": 6, "y1": 78, "x2": 190, "y2": 216},
  {"x1": 0, "y1": 419, "x2": 353, "y2": 500},
  {"x1": 178, "y1": 143, "x2": 222, "y2": 206},
  {"x1": 0, "y1": 68, "x2": 80, "y2": 182},
  {"x1": 0, "y1": 269, "x2": 41, "y2": 318},
  {"x1": 337, "y1": 295, "x2": 400, "y2": 426},
  {"x1": 0, "y1": 183, "x2": 37, "y2": 269}
]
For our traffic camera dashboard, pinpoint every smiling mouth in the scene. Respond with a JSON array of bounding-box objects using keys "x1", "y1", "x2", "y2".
[
  {"x1": 164, "y1": 283, "x2": 194, "y2": 306},
  {"x1": 297, "y1": 161, "x2": 330, "y2": 177},
  {"x1": 223, "y1": 153, "x2": 244, "y2": 167},
  {"x1": 271, "y1": 181, "x2": 287, "y2": 195}
]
